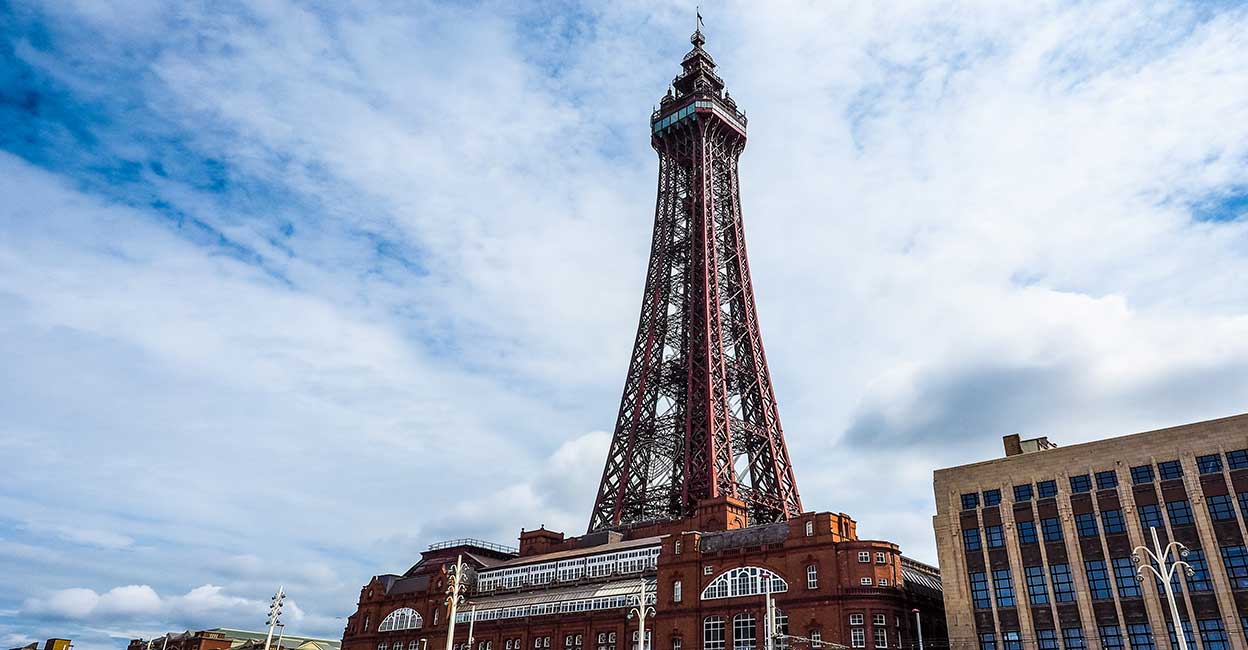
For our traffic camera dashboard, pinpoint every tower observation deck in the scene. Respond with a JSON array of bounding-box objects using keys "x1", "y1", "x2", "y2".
[{"x1": 589, "y1": 27, "x2": 802, "y2": 532}]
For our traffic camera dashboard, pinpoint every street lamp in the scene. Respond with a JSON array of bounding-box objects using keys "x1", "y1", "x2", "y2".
[
  {"x1": 627, "y1": 578, "x2": 655, "y2": 650},
  {"x1": 466, "y1": 602, "x2": 479, "y2": 650},
  {"x1": 1133, "y1": 526, "x2": 1195, "y2": 650},
  {"x1": 911, "y1": 609, "x2": 923, "y2": 650},
  {"x1": 445, "y1": 555, "x2": 472, "y2": 650}
]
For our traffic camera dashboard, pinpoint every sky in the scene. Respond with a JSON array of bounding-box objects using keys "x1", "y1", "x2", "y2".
[{"x1": 3, "y1": 0, "x2": 1248, "y2": 646}]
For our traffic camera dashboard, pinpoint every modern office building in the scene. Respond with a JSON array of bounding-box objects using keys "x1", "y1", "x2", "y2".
[{"x1": 934, "y1": 413, "x2": 1248, "y2": 650}]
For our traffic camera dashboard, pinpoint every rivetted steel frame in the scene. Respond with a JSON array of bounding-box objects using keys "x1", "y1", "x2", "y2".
[{"x1": 588, "y1": 103, "x2": 802, "y2": 532}]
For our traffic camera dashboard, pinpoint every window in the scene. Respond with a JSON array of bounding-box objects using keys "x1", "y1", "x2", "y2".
[
  {"x1": 1014, "y1": 484, "x2": 1033, "y2": 502},
  {"x1": 1138, "y1": 503, "x2": 1164, "y2": 530},
  {"x1": 1070, "y1": 474, "x2": 1092, "y2": 493},
  {"x1": 1208, "y1": 494, "x2": 1236, "y2": 521},
  {"x1": 858, "y1": 552, "x2": 871, "y2": 563},
  {"x1": 878, "y1": 578, "x2": 889, "y2": 586},
  {"x1": 1167, "y1": 621, "x2": 1195, "y2": 650},
  {"x1": 1050, "y1": 564, "x2": 1076, "y2": 603},
  {"x1": 970, "y1": 571, "x2": 991, "y2": 608},
  {"x1": 632, "y1": 631, "x2": 650, "y2": 650},
  {"x1": 876, "y1": 552, "x2": 887, "y2": 564},
  {"x1": 1038, "y1": 480, "x2": 1058, "y2": 498},
  {"x1": 984, "y1": 489, "x2": 1002, "y2": 507},
  {"x1": 1198, "y1": 454, "x2": 1223, "y2": 474},
  {"x1": 1041, "y1": 517, "x2": 1063, "y2": 542},
  {"x1": 672, "y1": 639, "x2": 681, "y2": 650},
  {"x1": 701, "y1": 567, "x2": 787, "y2": 600},
  {"x1": 805, "y1": 521, "x2": 813, "y2": 537},
  {"x1": 1131, "y1": 465, "x2": 1155, "y2": 484},
  {"x1": 675, "y1": 540, "x2": 682, "y2": 554},
  {"x1": 1025, "y1": 566, "x2": 1049, "y2": 604},
  {"x1": 874, "y1": 614, "x2": 886, "y2": 626},
  {"x1": 851, "y1": 629, "x2": 865, "y2": 649},
  {"x1": 1112, "y1": 557, "x2": 1142, "y2": 598},
  {"x1": 860, "y1": 577, "x2": 873, "y2": 586},
  {"x1": 1017, "y1": 521, "x2": 1038, "y2": 544},
  {"x1": 963, "y1": 528, "x2": 982, "y2": 550},
  {"x1": 1158, "y1": 460, "x2": 1183, "y2": 480},
  {"x1": 704, "y1": 566, "x2": 713, "y2": 575},
  {"x1": 1075, "y1": 513, "x2": 1099, "y2": 538},
  {"x1": 433, "y1": 610, "x2": 439, "y2": 626},
  {"x1": 806, "y1": 565, "x2": 818, "y2": 589},
  {"x1": 873, "y1": 628, "x2": 887, "y2": 649},
  {"x1": 1127, "y1": 624, "x2": 1154, "y2": 650},
  {"x1": 774, "y1": 611, "x2": 789, "y2": 650},
  {"x1": 850, "y1": 614, "x2": 864, "y2": 626},
  {"x1": 1239, "y1": 493, "x2": 1248, "y2": 519},
  {"x1": 1220, "y1": 545, "x2": 1248, "y2": 589},
  {"x1": 379, "y1": 644, "x2": 388, "y2": 650},
  {"x1": 1167, "y1": 500, "x2": 1194, "y2": 526},
  {"x1": 1199, "y1": 619, "x2": 1229, "y2": 650},
  {"x1": 410, "y1": 642, "x2": 419, "y2": 650},
  {"x1": 1062, "y1": 628, "x2": 1086, "y2": 650},
  {"x1": 810, "y1": 632, "x2": 821, "y2": 649},
  {"x1": 993, "y1": 569, "x2": 1016, "y2": 607},
  {"x1": 961, "y1": 493, "x2": 980, "y2": 510},
  {"x1": 1228, "y1": 449, "x2": 1248, "y2": 470},
  {"x1": 1001, "y1": 631, "x2": 1021, "y2": 650},
  {"x1": 1101, "y1": 509, "x2": 1126, "y2": 534},
  {"x1": 1100, "y1": 627, "x2": 1125, "y2": 650},
  {"x1": 1036, "y1": 629, "x2": 1058, "y2": 650},
  {"x1": 985, "y1": 525, "x2": 1005, "y2": 549},
  {"x1": 379, "y1": 608, "x2": 425, "y2": 632},
  {"x1": 1085, "y1": 560, "x2": 1112, "y2": 600},
  {"x1": 1185, "y1": 549, "x2": 1212, "y2": 591},
  {"x1": 978, "y1": 634, "x2": 996, "y2": 650},
  {"x1": 704, "y1": 617, "x2": 725, "y2": 650},
  {"x1": 1096, "y1": 470, "x2": 1118, "y2": 490},
  {"x1": 673, "y1": 580, "x2": 682, "y2": 602}
]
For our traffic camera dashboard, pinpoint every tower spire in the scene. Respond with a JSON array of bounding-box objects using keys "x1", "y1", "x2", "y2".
[{"x1": 588, "y1": 31, "x2": 801, "y2": 532}]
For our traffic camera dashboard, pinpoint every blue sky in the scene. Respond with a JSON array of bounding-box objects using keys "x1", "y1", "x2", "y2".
[{"x1": 4, "y1": 0, "x2": 1248, "y2": 647}]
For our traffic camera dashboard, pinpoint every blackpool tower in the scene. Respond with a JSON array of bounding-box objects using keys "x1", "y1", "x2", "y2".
[{"x1": 589, "y1": 27, "x2": 802, "y2": 532}]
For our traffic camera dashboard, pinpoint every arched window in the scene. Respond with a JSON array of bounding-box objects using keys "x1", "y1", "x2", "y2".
[
  {"x1": 705, "y1": 617, "x2": 726, "y2": 650},
  {"x1": 379, "y1": 608, "x2": 424, "y2": 631},
  {"x1": 701, "y1": 567, "x2": 788, "y2": 600},
  {"x1": 732, "y1": 614, "x2": 756, "y2": 650},
  {"x1": 409, "y1": 641, "x2": 419, "y2": 650}
]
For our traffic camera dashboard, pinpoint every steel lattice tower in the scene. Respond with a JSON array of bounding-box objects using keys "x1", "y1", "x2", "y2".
[{"x1": 589, "y1": 28, "x2": 802, "y2": 532}]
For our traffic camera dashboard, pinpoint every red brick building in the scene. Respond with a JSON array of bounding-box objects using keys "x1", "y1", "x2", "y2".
[{"x1": 340, "y1": 497, "x2": 946, "y2": 650}]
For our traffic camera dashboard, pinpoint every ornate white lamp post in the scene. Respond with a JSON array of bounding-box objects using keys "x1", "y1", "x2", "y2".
[
  {"x1": 627, "y1": 578, "x2": 655, "y2": 650},
  {"x1": 1133, "y1": 526, "x2": 1196, "y2": 650},
  {"x1": 445, "y1": 555, "x2": 471, "y2": 650}
]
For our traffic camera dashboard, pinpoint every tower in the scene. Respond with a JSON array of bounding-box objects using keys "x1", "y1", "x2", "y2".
[{"x1": 589, "y1": 27, "x2": 801, "y2": 532}]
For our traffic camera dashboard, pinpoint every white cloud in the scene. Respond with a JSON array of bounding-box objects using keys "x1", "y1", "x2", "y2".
[{"x1": 4, "y1": 0, "x2": 1248, "y2": 645}]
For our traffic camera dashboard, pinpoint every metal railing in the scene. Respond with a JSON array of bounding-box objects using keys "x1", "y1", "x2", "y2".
[{"x1": 428, "y1": 538, "x2": 518, "y2": 554}]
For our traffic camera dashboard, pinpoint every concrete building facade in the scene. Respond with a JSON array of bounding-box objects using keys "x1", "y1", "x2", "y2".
[{"x1": 933, "y1": 414, "x2": 1248, "y2": 650}]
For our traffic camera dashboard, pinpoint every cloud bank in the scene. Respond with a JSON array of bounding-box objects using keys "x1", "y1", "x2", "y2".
[{"x1": 3, "y1": 0, "x2": 1248, "y2": 647}]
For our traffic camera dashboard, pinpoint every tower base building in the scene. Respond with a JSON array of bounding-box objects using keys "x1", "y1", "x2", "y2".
[{"x1": 341, "y1": 498, "x2": 945, "y2": 650}]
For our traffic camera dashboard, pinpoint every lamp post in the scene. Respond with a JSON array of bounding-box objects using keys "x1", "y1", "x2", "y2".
[
  {"x1": 466, "y1": 602, "x2": 478, "y2": 650},
  {"x1": 911, "y1": 609, "x2": 923, "y2": 650},
  {"x1": 1133, "y1": 526, "x2": 1195, "y2": 650},
  {"x1": 760, "y1": 571, "x2": 782, "y2": 650},
  {"x1": 627, "y1": 578, "x2": 655, "y2": 650},
  {"x1": 445, "y1": 555, "x2": 471, "y2": 650}
]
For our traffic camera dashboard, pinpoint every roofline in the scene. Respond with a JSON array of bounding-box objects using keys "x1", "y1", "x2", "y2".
[{"x1": 933, "y1": 411, "x2": 1248, "y2": 476}]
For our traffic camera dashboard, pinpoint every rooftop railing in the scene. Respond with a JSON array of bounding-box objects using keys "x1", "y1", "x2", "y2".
[{"x1": 428, "y1": 538, "x2": 519, "y2": 555}]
